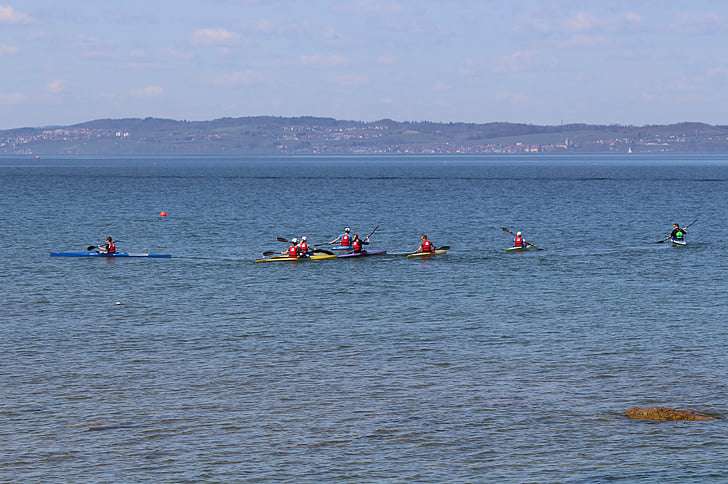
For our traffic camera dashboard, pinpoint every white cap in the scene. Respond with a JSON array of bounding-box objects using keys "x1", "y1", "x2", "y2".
[
  {"x1": 292, "y1": 238, "x2": 298, "y2": 243},
  {"x1": 345, "y1": 227, "x2": 351, "y2": 232},
  {"x1": 301, "y1": 236, "x2": 307, "y2": 241},
  {"x1": 516, "y1": 231, "x2": 522, "y2": 236}
]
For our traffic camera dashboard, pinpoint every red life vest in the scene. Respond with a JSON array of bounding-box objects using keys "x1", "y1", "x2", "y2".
[
  {"x1": 514, "y1": 235, "x2": 523, "y2": 247},
  {"x1": 341, "y1": 234, "x2": 351, "y2": 246},
  {"x1": 288, "y1": 245, "x2": 298, "y2": 258},
  {"x1": 422, "y1": 239, "x2": 433, "y2": 252},
  {"x1": 107, "y1": 241, "x2": 117, "y2": 253},
  {"x1": 299, "y1": 242, "x2": 308, "y2": 254},
  {"x1": 352, "y1": 239, "x2": 363, "y2": 252}
]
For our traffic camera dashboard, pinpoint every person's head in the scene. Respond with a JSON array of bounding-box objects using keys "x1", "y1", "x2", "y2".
[
  {"x1": 421, "y1": 234, "x2": 428, "y2": 240},
  {"x1": 516, "y1": 231, "x2": 522, "y2": 236},
  {"x1": 673, "y1": 223, "x2": 680, "y2": 228},
  {"x1": 353, "y1": 234, "x2": 360, "y2": 240},
  {"x1": 106, "y1": 236, "x2": 113, "y2": 242},
  {"x1": 301, "y1": 236, "x2": 307, "y2": 242},
  {"x1": 345, "y1": 227, "x2": 351, "y2": 233},
  {"x1": 291, "y1": 238, "x2": 298, "y2": 244}
]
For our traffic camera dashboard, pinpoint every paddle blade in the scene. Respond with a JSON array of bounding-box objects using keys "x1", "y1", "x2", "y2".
[
  {"x1": 365, "y1": 224, "x2": 380, "y2": 240},
  {"x1": 263, "y1": 250, "x2": 278, "y2": 256},
  {"x1": 86, "y1": 245, "x2": 97, "y2": 251},
  {"x1": 501, "y1": 227, "x2": 514, "y2": 235},
  {"x1": 437, "y1": 245, "x2": 450, "y2": 251},
  {"x1": 276, "y1": 236, "x2": 288, "y2": 243}
]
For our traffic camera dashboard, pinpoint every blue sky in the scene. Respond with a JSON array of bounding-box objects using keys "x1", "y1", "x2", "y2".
[{"x1": 1, "y1": 0, "x2": 727, "y2": 128}]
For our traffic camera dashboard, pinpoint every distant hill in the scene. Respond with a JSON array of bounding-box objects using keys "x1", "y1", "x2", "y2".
[{"x1": 2, "y1": 116, "x2": 728, "y2": 155}]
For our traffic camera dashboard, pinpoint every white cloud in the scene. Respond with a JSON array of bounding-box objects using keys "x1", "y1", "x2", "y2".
[
  {"x1": 255, "y1": 19, "x2": 274, "y2": 33},
  {"x1": 433, "y1": 81, "x2": 451, "y2": 92},
  {"x1": 496, "y1": 91, "x2": 530, "y2": 106},
  {"x1": 0, "y1": 92, "x2": 25, "y2": 105},
  {"x1": 0, "y1": 4, "x2": 32, "y2": 24},
  {"x1": 47, "y1": 80, "x2": 64, "y2": 94},
  {"x1": 0, "y1": 43, "x2": 17, "y2": 55},
  {"x1": 376, "y1": 54, "x2": 397, "y2": 65},
  {"x1": 564, "y1": 12, "x2": 600, "y2": 32},
  {"x1": 522, "y1": 10, "x2": 644, "y2": 37},
  {"x1": 672, "y1": 12, "x2": 724, "y2": 34},
  {"x1": 624, "y1": 12, "x2": 642, "y2": 26},
  {"x1": 558, "y1": 34, "x2": 609, "y2": 48},
  {"x1": 191, "y1": 28, "x2": 237, "y2": 46},
  {"x1": 212, "y1": 70, "x2": 265, "y2": 87},
  {"x1": 300, "y1": 53, "x2": 348, "y2": 66},
  {"x1": 334, "y1": 74, "x2": 369, "y2": 87},
  {"x1": 495, "y1": 50, "x2": 537, "y2": 73},
  {"x1": 706, "y1": 67, "x2": 728, "y2": 79},
  {"x1": 338, "y1": 1, "x2": 402, "y2": 15},
  {"x1": 131, "y1": 85, "x2": 163, "y2": 97},
  {"x1": 162, "y1": 47, "x2": 194, "y2": 61}
]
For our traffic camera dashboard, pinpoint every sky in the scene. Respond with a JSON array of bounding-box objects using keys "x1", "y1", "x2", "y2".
[{"x1": 1, "y1": 0, "x2": 727, "y2": 129}]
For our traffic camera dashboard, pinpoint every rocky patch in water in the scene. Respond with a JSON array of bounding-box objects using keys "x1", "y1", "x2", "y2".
[{"x1": 625, "y1": 406, "x2": 716, "y2": 421}]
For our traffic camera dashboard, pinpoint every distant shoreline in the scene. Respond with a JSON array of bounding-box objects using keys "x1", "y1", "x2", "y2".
[{"x1": 2, "y1": 116, "x2": 728, "y2": 156}]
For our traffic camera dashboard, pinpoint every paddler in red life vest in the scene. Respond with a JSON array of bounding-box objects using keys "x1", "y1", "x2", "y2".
[
  {"x1": 330, "y1": 227, "x2": 352, "y2": 247},
  {"x1": 286, "y1": 238, "x2": 300, "y2": 258},
  {"x1": 351, "y1": 234, "x2": 364, "y2": 253},
  {"x1": 298, "y1": 236, "x2": 310, "y2": 256},
  {"x1": 418, "y1": 234, "x2": 436, "y2": 253},
  {"x1": 514, "y1": 231, "x2": 526, "y2": 248},
  {"x1": 98, "y1": 236, "x2": 117, "y2": 254}
]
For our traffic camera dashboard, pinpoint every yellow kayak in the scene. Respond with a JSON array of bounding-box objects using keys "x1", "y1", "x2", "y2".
[
  {"x1": 406, "y1": 248, "x2": 448, "y2": 259},
  {"x1": 255, "y1": 253, "x2": 336, "y2": 263}
]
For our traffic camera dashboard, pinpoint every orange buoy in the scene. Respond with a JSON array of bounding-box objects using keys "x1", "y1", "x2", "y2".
[{"x1": 159, "y1": 211, "x2": 168, "y2": 217}]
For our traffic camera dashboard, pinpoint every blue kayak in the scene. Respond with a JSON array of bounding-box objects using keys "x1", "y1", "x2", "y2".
[
  {"x1": 330, "y1": 245, "x2": 354, "y2": 251},
  {"x1": 50, "y1": 251, "x2": 172, "y2": 258},
  {"x1": 336, "y1": 249, "x2": 386, "y2": 258}
]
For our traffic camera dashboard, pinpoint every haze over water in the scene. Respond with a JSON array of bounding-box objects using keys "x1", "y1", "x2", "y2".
[{"x1": 2, "y1": 155, "x2": 728, "y2": 482}]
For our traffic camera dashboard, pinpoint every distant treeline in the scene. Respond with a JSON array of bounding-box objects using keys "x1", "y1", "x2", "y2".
[{"x1": 2, "y1": 116, "x2": 728, "y2": 155}]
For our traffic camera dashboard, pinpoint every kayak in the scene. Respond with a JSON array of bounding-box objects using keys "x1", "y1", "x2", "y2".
[
  {"x1": 336, "y1": 249, "x2": 386, "y2": 258},
  {"x1": 671, "y1": 238, "x2": 687, "y2": 247},
  {"x1": 330, "y1": 245, "x2": 354, "y2": 251},
  {"x1": 406, "y1": 249, "x2": 448, "y2": 259},
  {"x1": 504, "y1": 245, "x2": 540, "y2": 253},
  {"x1": 50, "y1": 251, "x2": 171, "y2": 258},
  {"x1": 255, "y1": 253, "x2": 336, "y2": 263}
]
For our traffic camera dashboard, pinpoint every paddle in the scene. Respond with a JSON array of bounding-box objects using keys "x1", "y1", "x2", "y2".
[
  {"x1": 364, "y1": 224, "x2": 380, "y2": 243},
  {"x1": 656, "y1": 217, "x2": 699, "y2": 243},
  {"x1": 262, "y1": 250, "x2": 280, "y2": 256},
  {"x1": 276, "y1": 236, "x2": 289, "y2": 243},
  {"x1": 87, "y1": 239, "x2": 123, "y2": 251},
  {"x1": 501, "y1": 227, "x2": 540, "y2": 249}
]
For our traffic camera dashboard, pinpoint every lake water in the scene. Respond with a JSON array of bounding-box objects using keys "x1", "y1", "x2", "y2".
[{"x1": 2, "y1": 155, "x2": 728, "y2": 482}]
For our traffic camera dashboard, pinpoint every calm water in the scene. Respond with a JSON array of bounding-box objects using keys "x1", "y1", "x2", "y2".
[{"x1": 2, "y1": 155, "x2": 728, "y2": 482}]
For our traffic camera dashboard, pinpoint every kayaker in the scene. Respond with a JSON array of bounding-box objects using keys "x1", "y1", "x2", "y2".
[
  {"x1": 285, "y1": 238, "x2": 300, "y2": 258},
  {"x1": 98, "y1": 236, "x2": 117, "y2": 254},
  {"x1": 298, "y1": 236, "x2": 310, "y2": 256},
  {"x1": 670, "y1": 223, "x2": 687, "y2": 241},
  {"x1": 418, "y1": 234, "x2": 435, "y2": 253},
  {"x1": 514, "y1": 231, "x2": 526, "y2": 248},
  {"x1": 352, "y1": 234, "x2": 364, "y2": 253},
  {"x1": 330, "y1": 227, "x2": 352, "y2": 247}
]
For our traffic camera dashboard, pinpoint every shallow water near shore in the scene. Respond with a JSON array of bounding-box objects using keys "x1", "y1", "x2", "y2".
[{"x1": 2, "y1": 154, "x2": 728, "y2": 482}]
